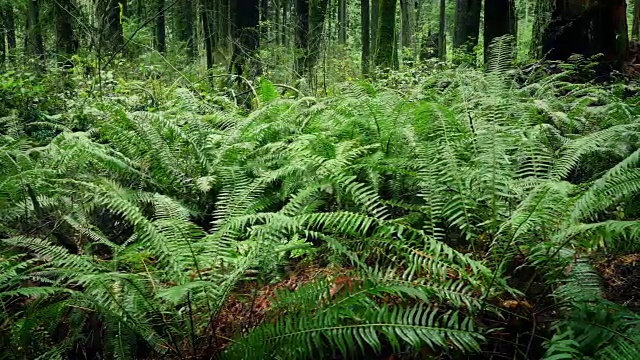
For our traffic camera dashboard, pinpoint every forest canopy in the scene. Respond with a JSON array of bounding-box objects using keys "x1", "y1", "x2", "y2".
[{"x1": 1, "y1": 0, "x2": 640, "y2": 359}]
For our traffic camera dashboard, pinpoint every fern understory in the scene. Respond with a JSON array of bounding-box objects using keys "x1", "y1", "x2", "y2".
[{"x1": 1, "y1": 60, "x2": 640, "y2": 359}]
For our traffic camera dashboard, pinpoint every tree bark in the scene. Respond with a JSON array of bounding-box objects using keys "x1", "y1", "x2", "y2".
[
  {"x1": 26, "y1": 0, "x2": 45, "y2": 67},
  {"x1": 178, "y1": 0, "x2": 195, "y2": 58},
  {"x1": 483, "y1": 0, "x2": 516, "y2": 62},
  {"x1": 155, "y1": 0, "x2": 167, "y2": 53},
  {"x1": 230, "y1": 0, "x2": 260, "y2": 77},
  {"x1": 200, "y1": 0, "x2": 214, "y2": 69},
  {"x1": 261, "y1": 0, "x2": 269, "y2": 40},
  {"x1": 361, "y1": 0, "x2": 370, "y2": 75},
  {"x1": 632, "y1": 0, "x2": 640, "y2": 40},
  {"x1": 438, "y1": 0, "x2": 446, "y2": 60},
  {"x1": 294, "y1": 0, "x2": 309, "y2": 76},
  {"x1": 371, "y1": 0, "x2": 379, "y2": 56},
  {"x1": 308, "y1": 0, "x2": 329, "y2": 70},
  {"x1": 375, "y1": 0, "x2": 397, "y2": 68},
  {"x1": 542, "y1": 0, "x2": 628, "y2": 67},
  {"x1": 96, "y1": 0, "x2": 124, "y2": 53},
  {"x1": 282, "y1": 0, "x2": 289, "y2": 45},
  {"x1": 530, "y1": 0, "x2": 554, "y2": 59},
  {"x1": 54, "y1": 0, "x2": 79, "y2": 67},
  {"x1": 1, "y1": 5, "x2": 16, "y2": 64},
  {"x1": 400, "y1": 0, "x2": 415, "y2": 57},
  {"x1": 338, "y1": 0, "x2": 347, "y2": 44},
  {"x1": 453, "y1": 0, "x2": 481, "y2": 58}
]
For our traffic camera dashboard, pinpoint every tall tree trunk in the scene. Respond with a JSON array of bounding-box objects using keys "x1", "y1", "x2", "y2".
[
  {"x1": 178, "y1": 0, "x2": 195, "y2": 58},
  {"x1": 201, "y1": 0, "x2": 214, "y2": 69},
  {"x1": 530, "y1": 0, "x2": 554, "y2": 58},
  {"x1": 230, "y1": 0, "x2": 260, "y2": 77},
  {"x1": 338, "y1": 0, "x2": 347, "y2": 44},
  {"x1": 26, "y1": 0, "x2": 45, "y2": 67},
  {"x1": 155, "y1": 0, "x2": 167, "y2": 53},
  {"x1": 0, "y1": 22, "x2": 5, "y2": 68},
  {"x1": 294, "y1": 0, "x2": 309, "y2": 76},
  {"x1": 632, "y1": 0, "x2": 640, "y2": 40},
  {"x1": 399, "y1": 0, "x2": 415, "y2": 56},
  {"x1": 376, "y1": 0, "x2": 397, "y2": 68},
  {"x1": 361, "y1": 0, "x2": 370, "y2": 75},
  {"x1": 96, "y1": 0, "x2": 124, "y2": 53},
  {"x1": 438, "y1": 0, "x2": 446, "y2": 59},
  {"x1": 1, "y1": 5, "x2": 16, "y2": 61},
  {"x1": 371, "y1": 0, "x2": 379, "y2": 56},
  {"x1": 308, "y1": 0, "x2": 329, "y2": 71},
  {"x1": 542, "y1": 0, "x2": 628, "y2": 67},
  {"x1": 54, "y1": 0, "x2": 78, "y2": 67},
  {"x1": 136, "y1": 0, "x2": 144, "y2": 19},
  {"x1": 275, "y1": 0, "x2": 281, "y2": 45},
  {"x1": 282, "y1": 0, "x2": 289, "y2": 45},
  {"x1": 453, "y1": 0, "x2": 481, "y2": 58},
  {"x1": 483, "y1": 0, "x2": 516, "y2": 62},
  {"x1": 261, "y1": 0, "x2": 269, "y2": 40}
]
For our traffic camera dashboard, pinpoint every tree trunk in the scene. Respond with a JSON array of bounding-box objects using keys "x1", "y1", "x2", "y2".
[
  {"x1": 230, "y1": 0, "x2": 260, "y2": 77},
  {"x1": 375, "y1": 0, "x2": 397, "y2": 68},
  {"x1": 308, "y1": 0, "x2": 329, "y2": 69},
  {"x1": 155, "y1": 0, "x2": 167, "y2": 53},
  {"x1": 438, "y1": 0, "x2": 446, "y2": 60},
  {"x1": 201, "y1": 0, "x2": 214, "y2": 70},
  {"x1": 371, "y1": 0, "x2": 379, "y2": 56},
  {"x1": 483, "y1": 0, "x2": 516, "y2": 62},
  {"x1": 400, "y1": 0, "x2": 415, "y2": 57},
  {"x1": 96, "y1": 0, "x2": 124, "y2": 53},
  {"x1": 178, "y1": 0, "x2": 195, "y2": 58},
  {"x1": 530, "y1": 0, "x2": 554, "y2": 58},
  {"x1": 542, "y1": 0, "x2": 628, "y2": 67},
  {"x1": 274, "y1": 0, "x2": 281, "y2": 45},
  {"x1": 282, "y1": 0, "x2": 289, "y2": 45},
  {"x1": 1, "y1": 5, "x2": 16, "y2": 62},
  {"x1": 338, "y1": 0, "x2": 347, "y2": 44},
  {"x1": 361, "y1": 0, "x2": 370, "y2": 75},
  {"x1": 294, "y1": 0, "x2": 309, "y2": 76},
  {"x1": 453, "y1": 0, "x2": 481, "y2": 58},
  {"x1": 54, "y1": 0, "x2": 78, "y2": 67},
  {"x1": 261, "y1": 0, "x2": 269, "y2": 40},
  {"x1": 632, "y1": 0, "x2": 640, "y2": 40},
  {"x1": 26, "y1": 0, "x2": 45, "y2": 67},
  {"x1": 0, "y1": 22, "x2": 5, "y2": 68}
]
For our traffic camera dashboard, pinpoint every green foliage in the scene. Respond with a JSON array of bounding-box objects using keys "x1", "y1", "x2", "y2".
[{"x1": 1, "y1": 61, "x2": 640, "y2": 359}]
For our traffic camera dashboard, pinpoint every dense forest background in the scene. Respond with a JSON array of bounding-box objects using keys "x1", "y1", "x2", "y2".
[
  {"x1": 0, "y1": 0, "x2": 637, "y2": 89},
  {"x1": 2, "y1": 1, "x2": 640, "y2": 359}
]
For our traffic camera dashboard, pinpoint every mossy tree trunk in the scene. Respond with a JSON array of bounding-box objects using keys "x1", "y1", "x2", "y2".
[
  {"x1": 26, "y1": 0, "x2": 45, "y2": 68},
  {"x1": 400, "y1": 0, "x2": 415, "y2": 58},
  {"x1": 200, "y1": 0, "x2": 214, "y2": 70},
  {"x1": 371, "y1": 0, "x2": 379, "y2": 57},
  {"x1": 632, "y1": 0, "x2": 640, "y2": 40},
  {"x1": 155, "y1": 0, "x2": 167, "y2": 53},
  {"x1": 54, "y1": 0, "x2": 79, "y2": 68},
  {"x1": 530, "y1": 0, "x2": 554, "y2": 58},
  {"x1": 483, "y1": 0, "x2": 516, "y2": 62},
  {"x1": 230, "y1": 0, "x2": 260, "y2": 77},
  {"x1": 438, "y1": 0, "x2": 446, "y2": 60},
  {"x1": 453, "y1": 0, "x2": 481, "y2": 59},
  {"x1": 361, "y1": 0, "x2": 370, "y2": 75},
  {"x1": 375, "y1": 0, "x2": 397, "y2": 68},
  {"x1": 338, "y1": 0, "x2": 347, "y2": 44},
  {"x1": 294, "y1": 0, "x2": 309, "y2": 76},
  {"x1": 3, "y1": 5, "x2": 16, "y2": 54},
  {"x1": 96, "y1": 0, "x2": 124, "y2": 53},
  {"x1": 542, "y1": 0, "x2": 629, "y2": 67},
  {"x1": 177, "y1": 0, "x2": 195, "y2": 58}
]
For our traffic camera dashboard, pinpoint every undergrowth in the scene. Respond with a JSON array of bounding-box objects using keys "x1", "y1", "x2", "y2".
[{"x1": 1, "y1": 59, "x2": 640, "y2": 359}]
